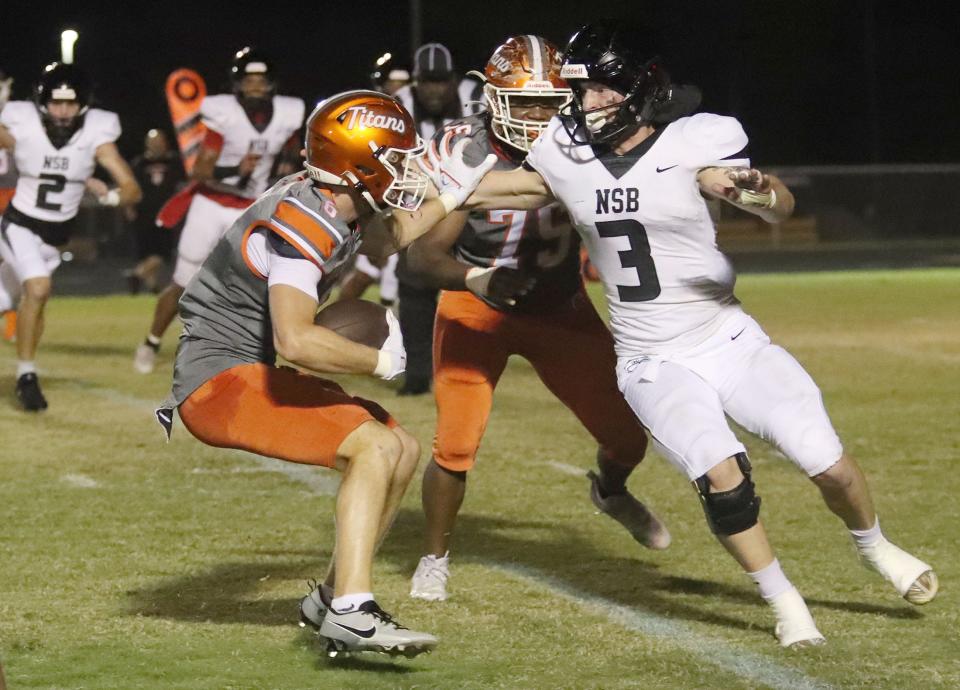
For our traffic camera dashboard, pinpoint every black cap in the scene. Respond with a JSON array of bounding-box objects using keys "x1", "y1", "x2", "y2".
[{"x1": 413, "y1": 43, "x2": 455, "y2": 81}]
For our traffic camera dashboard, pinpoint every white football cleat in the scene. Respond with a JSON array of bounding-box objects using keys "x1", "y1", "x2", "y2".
[
  {"x1": 410, "y1": 552, "x2": 450, "y2": 601},
  {"x1": 319, "y1": 600, "x2": 438, "y2": 657},
  {"x1": 858, "y1": 538, "x2": 938, "y2": 605},
  {"x1": 298, "y1": 580, "x2": 329, "y2": 630},
  {"x1": 769, "y1": 587, "x2": 826, "y2": 649},
  {"x1": 133, "y1": 342, "x2": 157, "y2": 374},
  {"x1": 587, "y1": 470, "x2": 671, "y2": 550}
]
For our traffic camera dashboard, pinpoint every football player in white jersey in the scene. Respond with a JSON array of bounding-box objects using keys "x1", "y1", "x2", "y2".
[
  {"x1": 0, "y1": 63, "x2": 141, "y2": 411},
  {"x1": 426, "y1": 24, "x2": 938, "y2": 648},
  {"x1": 134, "y1": 47, "x2": 305, "y2": 374}
]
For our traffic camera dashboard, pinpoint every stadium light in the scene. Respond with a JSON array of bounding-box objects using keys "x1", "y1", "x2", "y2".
[
  {"x1": 376, "y1": 52, "x2": 392, "y2": 67},
  {"x1": 61, "y1": 29, "x2": 79, "y2": 64}
]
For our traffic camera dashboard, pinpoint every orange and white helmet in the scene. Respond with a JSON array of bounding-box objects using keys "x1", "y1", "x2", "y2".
[
  {"x1": 304, "y1": 90, "x2": 428, "y2": 211},
  {"x1": 475, "y1": 35, "x2": 572, "y2": 152}
]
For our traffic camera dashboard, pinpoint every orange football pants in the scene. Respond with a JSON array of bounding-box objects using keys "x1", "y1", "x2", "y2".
[
  {"x1": 432, "y1": 289, "x2": 648, "y2": 472},
  {"x1": 0, "y1": 189, "x2": 14, "y2": 215},
  {"x1": 179, "y1": 363, "x2": 395, "y2": 468}
]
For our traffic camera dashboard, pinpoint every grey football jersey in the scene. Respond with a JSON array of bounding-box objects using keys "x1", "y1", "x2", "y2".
[
  {"x1": 165, "y1": 174, "x2": 359, "y2": 407},
  {"x1": 438, "y1": 114, "x2": 582, "y2": 312}
]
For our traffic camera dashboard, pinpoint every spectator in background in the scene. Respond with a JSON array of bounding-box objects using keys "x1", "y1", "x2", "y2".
[
  {"x1": 124, "y1": 128, "x2": 184, "y2": 294},
  {"x1": 391, "y1": 43, "x2": 483, "y2": 395}
]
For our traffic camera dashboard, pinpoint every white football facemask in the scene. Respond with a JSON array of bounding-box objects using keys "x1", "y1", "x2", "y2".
[
  {"x1": 372, "y1": 137, "x2": 429, "y2": 211},
  {"x1": 484, "y1": 82, "x2": 572, "y2": 152}
]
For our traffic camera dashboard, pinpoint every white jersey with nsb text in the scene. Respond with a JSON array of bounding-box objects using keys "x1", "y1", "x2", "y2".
[
  {"x1": 201, "y1": 94, "x2": 305, "y2": 199},
  {"x1": 525, "y1": 112, "x2": 750, "y2": 357},
  {"x1": 0, "y1": 101, "x2": 120, "y2": 222}
]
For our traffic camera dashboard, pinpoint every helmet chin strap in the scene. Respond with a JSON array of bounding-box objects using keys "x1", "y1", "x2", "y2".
[{"x1": 305, "y1": 164, "x2": 382, "y2": 213}]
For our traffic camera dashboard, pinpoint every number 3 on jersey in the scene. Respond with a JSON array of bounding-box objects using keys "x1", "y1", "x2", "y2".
[
  {"x1": 596, "y1": 219, "x2": 661, "y2": 302},
  {"x1": 36, "y1": 173, "x2": 67, "y2": 211}
]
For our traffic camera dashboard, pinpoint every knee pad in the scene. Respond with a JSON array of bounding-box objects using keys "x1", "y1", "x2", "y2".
[{"x1": 695, "y1": 453, "x2": 761, "y2": 536}]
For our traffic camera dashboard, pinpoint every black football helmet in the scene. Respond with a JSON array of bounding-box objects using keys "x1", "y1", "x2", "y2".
[
  {"x1": 35, "y1": 62, "x2": 91, "y2": 147},
  {"x1": 230, "y1": 47, "x2": 275, "y2": 104},
  {"x1": 558, "y1": 23, "x2": 700, "y2": 146}
]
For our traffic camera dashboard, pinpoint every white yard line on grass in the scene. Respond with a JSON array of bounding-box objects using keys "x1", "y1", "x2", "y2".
[
  {"x1": 543, "y1": 460, "x2": 586, "y2": 477},
  {"x1": 63, "y1": 379, "x2": 340, "y2": 496},
  {"x1": 488, "y1": 562, "x2": 833, "y2": 690},
  {"x1": 61, "y1": 473, "x2": 99, "y2": 488}
]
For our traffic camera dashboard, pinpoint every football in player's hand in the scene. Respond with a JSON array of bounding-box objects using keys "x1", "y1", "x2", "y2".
[{"x1": 314, "y1": 299, "x2": 390, "y2": 349}]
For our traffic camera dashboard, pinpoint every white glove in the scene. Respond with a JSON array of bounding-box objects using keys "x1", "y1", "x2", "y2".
[
  {"x1": 434, "y1": 133, "x2": 497, "y2": 211},
  {"x1": 373, "y1": 309, "x2": 406, "y2": 380},
  {"x1": 98, "y1": 189, "x2": 121, "y2": 207}
]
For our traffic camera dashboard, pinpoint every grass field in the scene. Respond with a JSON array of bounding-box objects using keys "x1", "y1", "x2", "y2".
[{"x1": 1, "y1": 269, "x2": 958, "y2": 689}]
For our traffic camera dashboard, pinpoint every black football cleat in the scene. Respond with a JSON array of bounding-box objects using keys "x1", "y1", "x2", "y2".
[{"x1": 16, "y1": 373, "x2": 48, "y2": 412}]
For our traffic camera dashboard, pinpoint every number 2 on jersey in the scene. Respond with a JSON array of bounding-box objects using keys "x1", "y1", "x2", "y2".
[
  {"x1": 36, "y1": 173, "x2": 67, "y2": 211},
  {"x1": 596, "y1": 219, "x2": 661, "y2": 302}
]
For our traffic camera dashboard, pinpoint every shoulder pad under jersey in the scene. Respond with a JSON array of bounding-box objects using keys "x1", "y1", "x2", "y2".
[
  {"x1": 675, "y1": 113, "x2": 749, "y2": 169},
  {"x1": 265, "y1": 181, "x2": 349, "y2": 267},
  {"x1": 83, "y1": 108, "x2": 121, "y2": 148}
]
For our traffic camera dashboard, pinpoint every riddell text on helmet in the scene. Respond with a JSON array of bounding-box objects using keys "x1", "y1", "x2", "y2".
[{"x1": 341, "y1": 106, "x2": 406, "y2": 133}]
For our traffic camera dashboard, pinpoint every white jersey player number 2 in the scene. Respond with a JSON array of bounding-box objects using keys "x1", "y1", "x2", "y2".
[
  {"x1": 597, "y1": 219, "x2": 661, "y2": 302},
  {"x1": 36, "y1": 173, "x2": 68, "y2": 211}
]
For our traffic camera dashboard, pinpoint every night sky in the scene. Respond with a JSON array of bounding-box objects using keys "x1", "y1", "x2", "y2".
[{"x1": 3, "y1": 0, "x2": 958, "y2": 165}]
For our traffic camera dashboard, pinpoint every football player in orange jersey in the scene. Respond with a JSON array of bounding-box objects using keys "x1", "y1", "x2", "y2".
[
  {"x1": 405, "y1": 36, "x2": 670, "y2": 602},
  {"x1": 158, "y1": 90, "x2": 498, "y2": 656}
]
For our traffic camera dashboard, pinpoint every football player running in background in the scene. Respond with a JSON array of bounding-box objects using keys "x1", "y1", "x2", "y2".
[
  {"x1": 157, "y1": 91, "x2": 494, "y2": 656},
  {"x1": 134, "y1": 47, "x2": 304, "y2": 374},
  {"x1": 0, "y1": 62, "x2": 141, "y2": 410},
  {"x1": 406, "y1": 35, "x2": 669, "y2": 603},
  {"x1": 428, "y1": 24, "x2": 937, "y2": 647}
]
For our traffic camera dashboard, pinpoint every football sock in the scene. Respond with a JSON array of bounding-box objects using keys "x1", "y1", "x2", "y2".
[
  {"x1": 145, "y1": 334, "x2": 161, "y2": 351},
  {"x1": 16, "y1": 360, "x2": 36, "y2": 377},
  {"x1": 748, "y1": 558, "x2": 793, "y2": 601},
  {"x1": 331, "y1": 592, "x2": 374, "y2": 613},
  {"x1": 850, "y1": 517, "x2": 883, "y2": 548}
]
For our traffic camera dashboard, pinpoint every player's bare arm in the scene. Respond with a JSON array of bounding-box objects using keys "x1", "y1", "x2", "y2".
[
  {"x1": 698, "y1": 166, "x2": 794, "y2": 223},
  {"x1": 0, "y1": 123, "x2": 15, "y2": 150},
  {"x1": 95, "y1": 141, "x2": 142, "y2": 205},
  {"x1": 462, "y1": 166, "x2": 554, "y2": 211},
  {"x1": 386, "y1": 189, "x2": 467, "y2": 249},
  {"x1": 405, "y1": 209, "x2": 471, "y2": 288},
  {"x1": 269, "y1": 284, "x2": 379, "y2": 375},
  {"x1": 405, "y1": 208, "x2": 535, "y2": 304}
]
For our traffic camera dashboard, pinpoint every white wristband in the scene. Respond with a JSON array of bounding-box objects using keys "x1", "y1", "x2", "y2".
[
  {"x1": 373, "y1": 349, "x2": 393, "y2": 378},
  {"x1": 99, "y1": 189, "x2": 121, "y2": 207},
  {"x1": 438, "y1": 192, "x2": 459, "y2": 215}
]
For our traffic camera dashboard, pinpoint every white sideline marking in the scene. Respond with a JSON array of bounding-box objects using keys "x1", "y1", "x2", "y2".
[
  {"x1": 64, "y1": 380, "x2": 340, "y2": 496},
  {"x1": 543, "y1": 460, "x2": 585, "y2": 477},
  {"x1": 488, "y1": 563, "x2": 832, "y2": 690},
  {"x1": 61, "y1": 473, "x2": 99, "y2": 488}
]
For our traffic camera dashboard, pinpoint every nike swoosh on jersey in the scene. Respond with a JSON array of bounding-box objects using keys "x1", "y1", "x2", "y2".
[
  {"x1": 656, "y1": 165, "x2": 678, "y2": 173},
  {"x1": 330, "y1": 621, "x2": 377, "y2": 638},
  {"x1": 730, "y1": 327, "x2": 746, "y2": 340}
]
